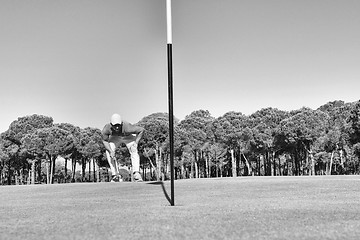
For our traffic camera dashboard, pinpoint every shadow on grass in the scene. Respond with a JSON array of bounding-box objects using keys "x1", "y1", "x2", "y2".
[{"x1": 146, "y1": 181, "x2": 172, "y2": 205}]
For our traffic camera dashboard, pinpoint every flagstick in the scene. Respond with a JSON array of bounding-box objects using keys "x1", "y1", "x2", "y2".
[{"x1": 166, "y1": 0, "x2": 175, "y2": 206}]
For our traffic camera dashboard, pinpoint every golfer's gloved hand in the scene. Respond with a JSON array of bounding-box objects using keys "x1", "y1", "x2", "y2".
[{"x1": 110, "y1": 151, "x2": 115, "y2": 159}]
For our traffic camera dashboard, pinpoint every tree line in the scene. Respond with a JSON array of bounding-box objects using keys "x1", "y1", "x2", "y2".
[{"x1": 1, "y1": 100, "x2": 360, "y2": 185}]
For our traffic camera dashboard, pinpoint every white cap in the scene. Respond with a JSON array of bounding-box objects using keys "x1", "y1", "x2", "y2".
[{"x1": 110, "y1": 113, "x2": 122, "y2": 125}]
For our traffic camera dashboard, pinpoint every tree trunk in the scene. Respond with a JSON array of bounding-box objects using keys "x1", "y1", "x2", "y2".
[
  {"x1": 15, "y1": 171, "x2": 19, "y2": 185},
  {"x1": 146, "y1": 155, "x2": 158, "y2": 180},
  {"x1": 164, "y1": 153, "x2": 169, "y2": 180},
  {"x1": 155, "y1": 145, "x2": 161, "y2": 181},
  {"x1": 242, "y1": 153, "x2": 252, "y2": 176},
  {"x1": 294, "y1": 152, "x2": 300, "y2": 176},
  {"x1": 7, "y1": 158, "x2": 12, "y2": 185},
  {"x1": 304, "y1": 145, "x2": 315, "y2": 176},
  {"x1": 339, "y1": 149, "x2": 344, "y2": 167},
  {"x1": 160, "y1": 147, "x2": 164, "y2": 181},
  {"x1": 181, "y1": 161, "x2": 185, "y2": 179},
  {"x1": 27, "y1": 171, "x2": 31, "y2": 185},
  {"x1": 194, "y1": 151, "x2": 199, "y2": 178},
  {"x1": 19, "y1": 169, "x2": 23, "y2": 185},
  {"x1": 179, "y1": 155, "x2": 185, "y2": 179},
  {"x1": 305, "y1": 150, "x2": 309, "y2": 175},
  {"x1": 219, "y1": 160, "x2": 223, "y2": 178},
  {"x1": 93, "y1": 158, "x2": 96, "y2": 182},
  {"x1": 97, "y1": 164, "x2": 101, "y2": 182},
  {"x1": 310, "y1": 151, "x2": 315, "y2": 176},
  {"x1": 328, "y1": 151, "x2": 334, "y2": 175},
  {"x1": 0, "y1": 164, "x2": 3, "y2": 185},
  {"x1": 31, "y1": 160, "x2": 35, "y2": 184},
  {"x1": 37, "y1": 160, "x2": 42, "y2": 183},
  {"x1": 286, "y1": 160, "x2": 290, "y2": 176},
  {"x1": 81, "y1": 158, "x2": 86, "y2": 182},
  {"x1": 263, "y1": 154, "x2": 267, "y2": 176},
  {"x1": 272, "y1": 151, "x2": 276, "y2": 176},
  {"x1": 278, "y1": 157, "x2": 282, "y2": 176},
  {"x1": 207, "y1": 153, "x2": 211, "y2": 178},
  {"x1": 190, "y1": 160, "x2": 194, "y2": 178},
  {"x1": 72, "y1": 159, "x2": 76, "y2": 182},
  {"x1": 203, "y1": 151, "x2": 208, "y2": 178},
  {"x1": 195, "y1": 162, "x2": 199, "y2": 178},
  {"x1": 64, "y1": 158, "x2": 68, "y2": 182},
  {"x1": 51, "y1": 157, "x2": 56, "y2": 184},
  {"x1": 46, "y1": 159, "x2": 50, "y2": 184},
  {"x1": 263, "y1": 154, "x2": 268, "y2": 176},
  {"x1": 88, "y1": 159, "x2": 91, "y2": 182},
  {"x1": 267, "y1": 152, "x2": 271, "y2": 176},
  {"x1": 231, "y1": 149, "x2": 236, "y2": 177}
]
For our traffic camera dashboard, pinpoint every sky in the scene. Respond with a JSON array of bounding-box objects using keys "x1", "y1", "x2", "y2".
[{"x1": 1, "y1": 0, "x2": 360, "y2": 133}]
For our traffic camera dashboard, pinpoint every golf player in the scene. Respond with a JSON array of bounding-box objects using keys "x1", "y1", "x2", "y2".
[{"x1": 101, "y1": 113, "x2": 145, "y2": 182}]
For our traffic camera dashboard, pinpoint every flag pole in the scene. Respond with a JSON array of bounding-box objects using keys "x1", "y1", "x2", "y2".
[{"x1": 166, "y1": 0, "x2": 175, "y2": 206}]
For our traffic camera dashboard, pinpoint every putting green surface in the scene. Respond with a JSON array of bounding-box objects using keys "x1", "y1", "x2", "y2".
[{"x1": 1, "y1": 176, "x2": 360, "y2": 240}]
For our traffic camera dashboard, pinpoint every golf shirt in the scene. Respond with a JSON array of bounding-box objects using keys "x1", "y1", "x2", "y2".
[{"x1": 101, "y1": 121, "x2": 144, "y2": 145}]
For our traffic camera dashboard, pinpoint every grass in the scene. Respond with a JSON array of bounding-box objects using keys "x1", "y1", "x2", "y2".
[{"x1": 1, "y1": 175, "x2": 360, "y2": 240}]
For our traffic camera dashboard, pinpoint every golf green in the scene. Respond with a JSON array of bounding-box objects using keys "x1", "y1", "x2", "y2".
[{"x1": 1, "y1": 176, "x2": 359, "y2": 240}]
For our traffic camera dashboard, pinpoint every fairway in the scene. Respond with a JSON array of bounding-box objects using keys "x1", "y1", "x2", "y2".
[{"x1": 1, "y1": 176, "x2": 360, "y2": 240}]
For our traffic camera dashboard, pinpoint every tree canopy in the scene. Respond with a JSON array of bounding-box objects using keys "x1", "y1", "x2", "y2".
[{"x1": 1, "y1": 100, "x2": 360, "y2": 185}]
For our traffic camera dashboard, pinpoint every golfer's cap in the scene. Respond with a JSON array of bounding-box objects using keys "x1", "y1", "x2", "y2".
[{"x1": 110, "y1": 113, "x2": 122, "y2": 125}]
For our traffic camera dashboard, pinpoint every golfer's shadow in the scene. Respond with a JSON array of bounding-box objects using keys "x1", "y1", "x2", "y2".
[{"x1": 146, "y1": 181, "x2": 172, "y2": 205}]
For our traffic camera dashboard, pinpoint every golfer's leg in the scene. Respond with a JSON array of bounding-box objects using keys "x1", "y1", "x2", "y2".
[
  {"x1": 105, "y1": 142, "x2": 118, "y2": 176},
  {"x1": 126, "y1": 141, "x2": 142, "y2": 181},
  {"x1": 126, "y1": 141, "x2": 140, "y2": 172}
]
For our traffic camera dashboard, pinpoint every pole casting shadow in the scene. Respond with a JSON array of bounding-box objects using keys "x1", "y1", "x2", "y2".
[{"x1": 146, "y1": 181, "x2": 172, "y2": 205}]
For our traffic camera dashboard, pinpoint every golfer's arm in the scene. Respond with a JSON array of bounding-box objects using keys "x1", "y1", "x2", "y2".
[
  {"x1": 134, "y1": 127, "x2": 144, "y2": 144},
  {"x1": 102, "y1": 140, "x2": 113, "y2": 153}
]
